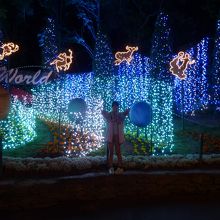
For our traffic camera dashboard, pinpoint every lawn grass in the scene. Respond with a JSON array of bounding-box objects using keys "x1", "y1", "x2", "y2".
[{"x1": 172, "y1": 113, "x2": 220, "y2": 154}]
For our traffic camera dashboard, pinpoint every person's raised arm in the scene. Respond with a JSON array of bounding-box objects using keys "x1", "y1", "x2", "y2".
[
  {"x1": 101, "y1": 110, "x2": 110, "y2": 120},
  {"x1": 120, "y1": 108, "x2": 130, "y2": 120},
  {"x1": 123, "y1": 108, "x2": 130, "y2": 116}
]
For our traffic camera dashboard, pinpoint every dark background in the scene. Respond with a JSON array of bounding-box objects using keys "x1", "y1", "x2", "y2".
[{"x1": 0, "y1": 0, "x2": 219, "y2": 72}]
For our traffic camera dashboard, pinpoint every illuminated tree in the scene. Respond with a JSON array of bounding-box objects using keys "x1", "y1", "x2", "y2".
[
  {"x1": 38, "y1": 17, "x2": 58, "y2": 65},
  {"x1": 211, "y1": 19, "x2": 220, "y2": 107},
  {"x1": 141, "y1": 11, "x2": 174, "y2": 153},
  {"x1": 67, "y1": 0, "x2": 101, "y2": 58},
  {"x1": 115, "y1": 53, "x2": 174, "y2": 154},
  {"x1": 150, "y1": 12, "x2": 172, "y2": 83},
  {"x1": 92, "y1": 31, "x2": 115, "y2": 110},
  {"x1": 174, "y1": 38, "x2": 209, "y2": 114}
]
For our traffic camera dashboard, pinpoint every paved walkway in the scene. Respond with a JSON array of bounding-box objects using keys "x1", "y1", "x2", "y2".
[
  {"x1": 1, "y1": 168, "x2": 220, "y2": 220},
  {"x1": 1, "y1": 200, "x2": 220, "y2": 220},
  {"x1": 1, "y1": 169, "x2": 220, "y2": 185}
]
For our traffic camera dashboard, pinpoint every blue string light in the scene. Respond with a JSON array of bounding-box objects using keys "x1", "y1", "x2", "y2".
[
  {"x1": 38, "y1": 18, "x2": 58, "y2": 65},
  {"x1": 212, "y1": 19, "x2": 220, "y2": 107},
  {"x1": 174, "y1": 38, "x2": 209, "y2": 114}
]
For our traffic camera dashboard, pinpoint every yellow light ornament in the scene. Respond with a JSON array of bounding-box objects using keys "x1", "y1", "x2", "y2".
[
  {"x1": 169, "y1": 51, "x2": 195, "y2": 80},
  {"x1": 115, "y1": 45, "x2": 138, "y2": 66},
  {"x1": 0, "y1": 42, "x2": 19, "y2": 60},
  {"x1": 50, "y1": 49, "x2": 73, "y2": 72}
]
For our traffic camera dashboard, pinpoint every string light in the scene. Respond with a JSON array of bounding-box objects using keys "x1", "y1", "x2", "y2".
[
  {"x1": 32, "y1": 73, "x2": 104, "y2": 156},
  {"x1": 174, "y1": 38, "x2": 209, "y2": 114},
  {"x1": 212, "y1": 19, "x2": 220, "y2": 107},
  {"x1": 0, "y1": 96, "x2": 36, "y2": 149},
  {"x1": 0, "y1": 42, "x2": 19, "y2": 60},
  {"x1": 1, "y1": 57, "x2": 174, "y2": 155},
  {"x1": 115, "y1": 46, "x2": 138, "y2": 66},
  {"x1": 169, "y1": 51, "x2": 195, "y2": 80},
  {"x1": 38, "y1": 18, "x2": 58, "y2": 65},
  {"x1": 150, "y1": 12, "x2": 172, "y2": 84},
  {"x1": 0, "y1": 13, "x2": 213, "y2": 156},
  {"x1": 50, "y1": 49, "x2": 73, "y2": 72},
  {"x1": 33, "y1": 54, "x2": 174, "y2": 156},
  {"x1": 93, "y1": 31, "x2": 115, "y2": 111},
  {"x1": 115, "y1": 53, "x2": 174, "y2": 154}
]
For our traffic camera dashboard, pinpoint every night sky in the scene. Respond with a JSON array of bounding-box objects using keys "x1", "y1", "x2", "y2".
[{"x1": 0, "y1": 0, "x2": 220, "y2": 72}]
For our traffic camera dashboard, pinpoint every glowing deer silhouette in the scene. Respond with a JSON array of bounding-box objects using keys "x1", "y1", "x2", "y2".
[
  {"x1": 169, "y1": 51, "x2": 195, "y2": 80},
  {"x1": 115, "y1": 46, "x2": 138, "y2": 66},
  {"x1": 0, "y1": 42, "x2": 19, "y2": 60},
  {"x1": 50, "y1": 49, "x2": 73, "y2": 72}
]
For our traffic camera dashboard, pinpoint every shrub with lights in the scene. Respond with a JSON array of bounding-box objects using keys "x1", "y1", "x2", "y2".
[{"x1": 0, "y1": 96, "x2": 36, "y2": 149}]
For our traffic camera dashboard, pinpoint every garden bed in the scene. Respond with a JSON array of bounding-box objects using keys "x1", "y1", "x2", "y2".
[{"x1": 3, "y1": 154, "x2": 220, "y2": 178}]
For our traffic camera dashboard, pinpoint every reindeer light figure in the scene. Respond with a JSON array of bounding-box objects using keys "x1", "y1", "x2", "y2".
[
  {"x1": 169, "y1": 51, "x2": 195, "y2": 80},
  {"x1": 0, "y1": 42, "x2": 19, "y2": 60},
  {"x1": 50, "y1": 49, "x2": 73, "y2": 72},
  {"x1": 115, "y1": 46, "x2": 138, "y2": 66}
]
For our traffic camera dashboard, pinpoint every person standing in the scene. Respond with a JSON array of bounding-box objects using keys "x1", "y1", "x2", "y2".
[{"x1": 102, "y1": 101, "x2": 129, "y2": 174}]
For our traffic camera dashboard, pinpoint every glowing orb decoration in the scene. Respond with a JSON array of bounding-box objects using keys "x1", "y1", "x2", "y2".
[
  {"x1": 68, "y1": 98, "x2": 87, "y2": 123},
  {"x1": 50, "y1": 49, "x2": 73, "y2": 72},
  {"x1": 0, "y1": 42, "x2": 19, "y2": 60},
  {"x1": 169, "y1": 51, "x2": 195, "y2": 80},
  {"x1": 129, "y1": 101, "x2": 152, "y2": 127},
  {"x1": 115, "y1": 45, "x2": 138, "y2": 66}
]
